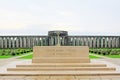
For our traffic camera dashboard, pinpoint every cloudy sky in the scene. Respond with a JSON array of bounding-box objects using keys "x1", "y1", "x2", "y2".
[{"x1": 0, "y1": 0, "x2": 120, "y2": 35}]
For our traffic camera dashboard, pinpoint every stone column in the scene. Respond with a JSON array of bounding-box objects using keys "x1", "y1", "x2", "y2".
[
  {"x1": 89, "y1": 38, "x2": 92, "y2": 48},
  {"x1": 28, "y1": 37, "x2": 31, "y2": 48},
  {"x1": 20, "y1": 37, "x2": 22, "y2": 48},
  {"x1": 101, "y1": 37, "x2": 103, "y2": 48},
  {"x1": 50, "y1": 36, "x2": 52, "y2": 46},
  {"x1": 105, "y1": 38, "x2": 107, "y2": 48},
  {"x1": 41, "y1": 37, "x2": 43, "y2": 46},
  {"x1": 78, "y1": 38, "x2": 81, "y2": 46},
  {"x1": 85, "y1": 38, "x2": 88, "y2": 46},
  {"x1": 115, "y1": 37, "x2": 119, "y2": 48},
  {"x1": 77, "y1": 38, "x2": 80, "y2": 46},
  {"x1": 44, "y1": 37, "x2": 47, "y2": 46},
  {"x1": 93, "y1": 37, "x2": 96, "y2": 48},
  {"x1": 37, "y1": 37, "x2": 39, "y2": 46},
  {"x1": 112, "y1": 37, "x2": 115, "y2": 48},
  {"x1": 12, "y1": 37, "x2": 15, "y2": 48},
  {"x1": 55, "y1": 36, "x2": 57, "y2": 45},
  {"x1": 4, "y1": 37, "x2": 7, "y2": 48},
  {"x1": 96, "y1": 38, "x2": 99, "y2": 48},
  {"x1": 81, "y1": 38, "x2": 84, "y2": 46},
  {"x1": 0, "y1": 37, "x2": 3, "y2": 48},
  {"x1": 110, "y1": 37, "x2": 112, "y2": 48},
  {"x1": 23, "y1": 37, "x2": 27, "y2": 48},
  {"x1": 16, "y1": 37, "x2": 19, "y2": 48},
  {"x1": 73, "y1": 37, "x2": 75, "y2": 46},
  {"x1": 8, "y1": 37, "x2": 11, "y2": 48}
]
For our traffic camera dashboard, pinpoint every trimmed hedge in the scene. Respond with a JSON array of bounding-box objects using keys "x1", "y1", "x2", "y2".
[
  {"x1": 90, "y1": 48, "x2": 120, "y2": 55},
  {"x1": 0, "y1": 48, "x2": 33, "y2": 56}
]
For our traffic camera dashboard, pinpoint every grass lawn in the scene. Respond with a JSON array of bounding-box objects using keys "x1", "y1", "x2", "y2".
[
  {"x1": 19, "y1": 54, "x2": 33, "y2": 59},
  {"x1": 0, "y1": 56, "x2": 12, "y2": 58},
  {"x1": 0, "y1": 52, "x2": 33, "y2": 59},
  {"x1": 89, "y1": 55, "x2": 100, "y2": 59},
  {"x1": 105, "y1": 55, "x2": 120, "y2": 58}
]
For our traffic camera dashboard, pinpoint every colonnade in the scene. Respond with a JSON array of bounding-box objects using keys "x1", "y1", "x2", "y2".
[
  {"x1": 0, "y1": 36, "x2": 120, "y2": 48},
  {"x1": 0, "y1": 36, "x2": 48, "y2": 48},
  {"x1": 68, "y1": 36, "x2": 120, "y2": 48}
]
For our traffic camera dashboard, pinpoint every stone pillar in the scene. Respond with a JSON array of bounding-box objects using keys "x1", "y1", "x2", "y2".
[
  {"x1": 44, "y1": 38, "x2": 47, "y2": 46},
  {"x1": 110, "y1": 37, "x2": 112, "y2": 48},
  {"x1": 4, "y1": 37, "x2": 7, "y2": 48},
  {"x1": 62, "y1": 36, "x2": 65, "y2": 46},
  {"x1": 93, "y1": 37, "x2": 96, "y2": 48},
  {"x1": 101, "y1": 37, "x2": 104, "y2": 48},
  {"x1": 55, "y1": 36, "x2": 57, "y2": 45},
  {"x1": 81, "y1": 38, "x2": 84, "y2": 46},
  {"x1": 85, "y1": 38, "x2": 88, "y2": 46},
  {"x1": 84, "y1": 38, "x2": 86, "y2": 46},
  {"x1": 41, "y1": 37, "x2": 43, "y2": 46},
  {"x1": 50, "y1": 37, "x2": 52, "y2": 46},
  {"x1": 73, "y1": 37, "x2": 75, "y2": 46},
  {"x1": 96, "y1": 38, "x2": 99, "y2": 48},
  {"x1": 8, "y1": 37, "x2": 11, "y2": 48},
  {"x1": 115, "y1": 37, "x2": 119, "y2": 48},
  {"x1": 36, "y1": 37, "x2": 39, "y2": 46},
  {"x1": 78, "y1": 38, "x2": 81, "y2": 46},
  {"x1": 77, "y1": 37, "x2": 79, "y2": 46},
  {"x1": 20, "y1": 37, "x2": 23, "y2": 48},
  {"x1": 105, "y1": 38, "x2": 107, "y2": 48},
  {"x1": 12, "y1": 37, "x2": 15, "y2": 48},
  {"x1": 28, "y1": 37, "x2": 31, "y2": 48},
  {"x1": 89, "y1": 38, "x2": 92, "y2": 48},
  {"x1": 112, "y1": 37, "x2": 115, "y2": 48},
  {"x1": 23, "y1": 37, "x2": 27, "y2": 48},
  {"x1": 87, "y1": 38, "x2": 90, "y2": 47},
  {"x1": 0, "y1": 37, "x2": 3, "y2": 48},
  {"x1": 77, "y1": 38, "x2": 80, "y2": 46},
  {"x1": 16, "y1": 37, "x2": 19, "y2": 48}
]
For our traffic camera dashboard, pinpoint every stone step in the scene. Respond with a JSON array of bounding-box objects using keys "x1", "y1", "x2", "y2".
[
  {"x1": 32, "y1": 58, "x2": 90, "y2": 63},
  {"x1": 1, "y1": 71, "x2": 120, "y2": 76},
  {"x1": 16, "y1": 63, "x2": 107, "y2": 67},
  {"x1": 7, "y1": 67, "x2": 116, "y2": 71}
]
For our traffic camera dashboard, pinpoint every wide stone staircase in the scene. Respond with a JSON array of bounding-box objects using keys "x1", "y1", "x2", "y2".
[
  {"x1": 1, "y1": 63, "x2": 118, "y2": 76},
  {"x1": 0, "y1": 46, "x2": 120, "y2": 76}
]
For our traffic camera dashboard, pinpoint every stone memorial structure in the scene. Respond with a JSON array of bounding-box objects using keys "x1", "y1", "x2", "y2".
[
  {"x1": 0, "y1": 31, "x2": 120, "y2": 77},
  {"x1": 4, "y1": 46, "x2": 119, "y2": 76},
  {"x1": 32, "y1": 46, "x2": 90, "y2": 63},
  {"x1": 0, "y1": 30, "x2": 120, "y2": 49}
]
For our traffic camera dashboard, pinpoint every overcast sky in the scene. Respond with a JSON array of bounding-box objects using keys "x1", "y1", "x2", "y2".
[{"x1": 0, "y1": 0, "x2": 120, "y2": 35}]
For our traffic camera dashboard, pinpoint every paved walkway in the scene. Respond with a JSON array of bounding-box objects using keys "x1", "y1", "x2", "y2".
[
  {"x1": 90, "y1": 53, "x2": 120, "y2": 66},
  {"x1": 0, "y1": 75, "x2": 120, "y2": 80}
]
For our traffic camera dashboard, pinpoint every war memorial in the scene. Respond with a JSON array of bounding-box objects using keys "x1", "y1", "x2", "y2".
[
  {"x1": 0, "y1": 31, "x2": 120, "y2": 48},
  {"x1": 0, "y1": 31, "x2": 120, "y2": 80}
]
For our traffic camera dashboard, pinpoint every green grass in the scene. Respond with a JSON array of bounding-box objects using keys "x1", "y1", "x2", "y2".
[
  {"x1": 0, "y1": 56, "x2": 12, "y2": 58},
  {"x1": 0, "y1": 52, "x2": 33, "y2": 59},
  {"x1": 105, "y1": 55, "x2": 120, "y2": 58},
  {"x1": 19, "y1": 54, "x2": 33, "y2": 59},
  {"x1": 89, "y1": 55, "x2": 100, "y2": 59}
]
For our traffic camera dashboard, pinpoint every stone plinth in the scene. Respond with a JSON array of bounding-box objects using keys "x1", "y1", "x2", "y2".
[{"x1": 32, "y1": 46, "x2": 90, "y2": 63}]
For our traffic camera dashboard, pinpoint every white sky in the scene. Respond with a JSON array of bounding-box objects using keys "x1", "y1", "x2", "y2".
[{"x1": 0, "y1": 0, "x2": 120, "y2": 35}]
